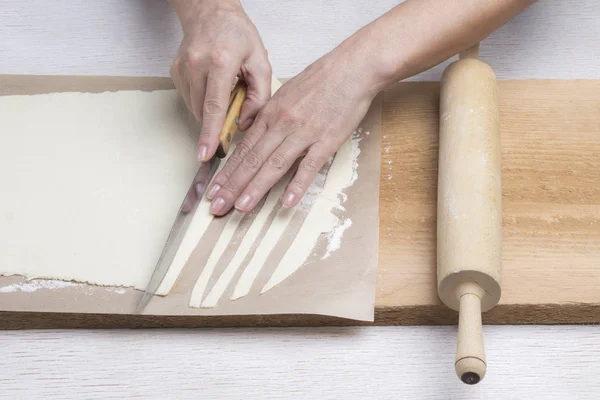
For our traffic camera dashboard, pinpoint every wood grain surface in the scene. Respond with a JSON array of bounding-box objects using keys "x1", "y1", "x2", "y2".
[
  {"x1": 1, "y1": 79, "x2": 598, "y2": 328},
  {"x1": 378, "y1": 80, "x2": 600, "y2": 324}
]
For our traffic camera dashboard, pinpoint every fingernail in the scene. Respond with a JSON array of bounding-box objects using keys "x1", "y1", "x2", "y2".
[
  {"x1": 283, "y1": 192, "x2": 296, "y2": 208},
  {"x1": 210, "y1": 197, "x2": 225, "y2": 215},
  {"x1": 198, "y1": 145, "x2": 208, "y2": 162},
  {"x1": 235, "y1": 194, "x2": 252, "y2": 211},
  {"x1": 206, "y1": 184, "x2": 221, "y2": 200}
]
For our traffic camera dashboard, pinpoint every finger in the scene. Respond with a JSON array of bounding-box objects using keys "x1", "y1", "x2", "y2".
[
  {"x1": 205, "y1": 116, "x2": 268, "y2": 200},
  {"x1": 209, "y1": 127, "x2": 285, "y2": 216},
  {"x1": 282, "y1": 144, "x2": 333, "y2": 208},
  {"x1": 188, "y1": 69, "x2": 206, "y2": 127},
  {"x1": 198, "y1": 53, "x2": 238, "y2": 162},
  {"x1": 170, "y1": 61, "x2": 192, "y2": 112},
  {"x1": 238, "y1": 56, "x2": 272, "y2": 132},
  {"x1": 234, "y1": 136, "x2": 309, "y2": 212}
]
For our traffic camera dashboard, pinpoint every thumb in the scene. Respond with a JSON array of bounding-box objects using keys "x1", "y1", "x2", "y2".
[{"x1": 238, "y1": 57, "x2": 272, "y2": 131}]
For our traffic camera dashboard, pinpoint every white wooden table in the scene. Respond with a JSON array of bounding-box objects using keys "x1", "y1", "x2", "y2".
[{"x1": 1, "y1": 1, "x2": 599, "y2": 398}]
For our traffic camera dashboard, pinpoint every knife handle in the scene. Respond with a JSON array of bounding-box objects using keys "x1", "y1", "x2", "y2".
[{"x1": 216, "y1": 80, "x2": 247, "y2": 159}]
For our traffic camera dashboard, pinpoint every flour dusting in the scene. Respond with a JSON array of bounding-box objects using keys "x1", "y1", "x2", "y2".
[
  {"x1": 350, "y1": 128, "x2": 364, "y2": 185},
  {"x1": 105, "y1": 287, "x2": 127, "y2": 294},
  {"x1": 0, "y1": 279, "x2": 81, "y2": 293},
  {"x1": 0, "y1": 279, "x2": 128, "y2": 294},
  {"x1": 260, "y1": 127, "x2": 368, "y2": 293},
  {"x1": 298, "y1": 169, "x2": 329, "y2": 212},
  {"x1": 322, "y1": 218, "x2": 353, "y2": 260},
  {"x1": 293, "y1": 127, "x2": 366, "y2": 256},
  {"x1": 318, "y1": 127, "x2": 366, "y2": 258}
]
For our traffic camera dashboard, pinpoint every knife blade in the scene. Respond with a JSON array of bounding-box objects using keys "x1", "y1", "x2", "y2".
[{"x1": 135, "y1": 80, "x2": 247, "y2": 313}]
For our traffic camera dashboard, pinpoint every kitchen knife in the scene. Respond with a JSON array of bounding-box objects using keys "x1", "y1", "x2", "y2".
[{"x1": 135, "y1": 80, "x2": 247, "y2": 313}]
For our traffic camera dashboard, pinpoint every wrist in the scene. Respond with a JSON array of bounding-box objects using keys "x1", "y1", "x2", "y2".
[
  {"x1": 169, "y1": 0, "x2": 242, "y2": 32},
  {"x1": 336, "y1": 20, "x2": 414, "y2": 95},
  {"x1": 328, "y1": 30, "x2": 395, "y2": 99}
]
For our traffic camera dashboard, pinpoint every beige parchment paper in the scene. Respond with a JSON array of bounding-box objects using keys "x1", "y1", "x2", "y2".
[{"x1": 0, "y1": 76, "x2": 381, "y2": 322}]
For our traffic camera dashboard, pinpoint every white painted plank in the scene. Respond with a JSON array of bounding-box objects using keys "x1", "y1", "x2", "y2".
[
  {"x1": 0, "y1": 327, "x2": 599, "y2": 399},
  {"x1": 0, "y1": 1, "x2": 598, "y2": 79}
]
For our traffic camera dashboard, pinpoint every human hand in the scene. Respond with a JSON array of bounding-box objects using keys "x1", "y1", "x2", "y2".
[
  {"x1": 205, "y1": 43, "x2": 383, "y2": 216},
  {"x1": 169, "y1": 0, "x2": 271, "y2": 162}
]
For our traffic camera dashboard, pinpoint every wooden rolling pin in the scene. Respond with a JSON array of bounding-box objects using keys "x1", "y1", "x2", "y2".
[{"x1": 437, "y1": 44, "x2": 502, "y2": 385}]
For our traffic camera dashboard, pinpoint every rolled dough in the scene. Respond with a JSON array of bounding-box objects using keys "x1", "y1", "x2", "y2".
[
  {"x1": 0, "y1": 89, "x2": 198, "y2": 290},
  {"x1": 161, "y1": 77, "x2": 284, "y2": 298},
  {"x1": 188, "y1": 210, "x2": 244, "y2": 306},
  {"x1": 156, "y1": 158, "x2": 228, "y2": 295},
  {"x1": 261, "y1": 136, "x2": 356, "y2": 293},
  {"x1": 0, "y1": 75, "x2": 359, "y2": 310},
  {"x1": 199, "y1": 171, "x2": 290, "y2": 307},
  {"x1": 189, "y1": 129, "x2": 359, "y2": 307},
  {"x1": 0, "y1": 76, "x2": 285, "y2": 296}
]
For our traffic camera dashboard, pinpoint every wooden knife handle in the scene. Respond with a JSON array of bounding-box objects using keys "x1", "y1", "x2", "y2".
[{"x1": 216, "y1": 81, "x2": 247, "y2": 159}]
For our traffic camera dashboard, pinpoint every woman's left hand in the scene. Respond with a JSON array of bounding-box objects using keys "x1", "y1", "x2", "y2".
[{"x1": 205, "y1": 43, "x2": 383, "y2": 216}]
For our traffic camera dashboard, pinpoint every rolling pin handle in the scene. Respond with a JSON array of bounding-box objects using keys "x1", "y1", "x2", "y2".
[{"x1": 454, "y1": 282, "x2": 487, "y2": 384}]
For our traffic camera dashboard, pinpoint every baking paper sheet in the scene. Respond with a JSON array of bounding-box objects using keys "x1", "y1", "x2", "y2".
[{"x1": 0, "y1": 76, "x2": 380, "y2": 322}]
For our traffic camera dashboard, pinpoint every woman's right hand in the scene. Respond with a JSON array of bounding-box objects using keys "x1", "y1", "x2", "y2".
[{"x1": 169, "y1": 0, "x2": 272, "y2": 162}]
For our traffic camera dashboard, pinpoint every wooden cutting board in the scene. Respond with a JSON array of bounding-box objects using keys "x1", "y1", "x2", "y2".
[
  {"x1": 0, "y1": 77, "x2": 598, "y2": 328},
  {"x1": 378, "y1": 80, "x2": 599, "y2": 325}
]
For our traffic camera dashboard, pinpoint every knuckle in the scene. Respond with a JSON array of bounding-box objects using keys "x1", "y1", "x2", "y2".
[
  {"x1": 242, "y1": 151, "x2": 263, "y2": 172},
  {"x1": 210, "y1": 48, "x2": 232, "y2": 69},
  {"x1": 278, "y1": 106, "x2": 300, "y2": 125},
  {"x1": 267, "y1": 153, "x2": 287, "y2": 171},
  {"x1": 185, "y1": 49, "x2": 204, "y2": 68},
  {"x1": 226, "y1": 153, "x2": 245, "y2": 171},
  {"x1": 287, "y1": 134, "x2": 309, "y2": 148},
  {"x1": 227, "y1": 152, "x2": 243, "y2": 167},
  {"x1": 225, "y1": 141, "x2": 252, "y2": 169},
  {"x1": 204, "y1": 99, "x2": 223, "y2": 115},
  {"x1": 235, "y1": 138, "x2": 254, "y2": 158},
  {"x1": 300, "y1": 157, "x2": 319, "y2": 172},
  {"x1": 289, "y1": 178, "x2": 307, "y2": 192}
]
